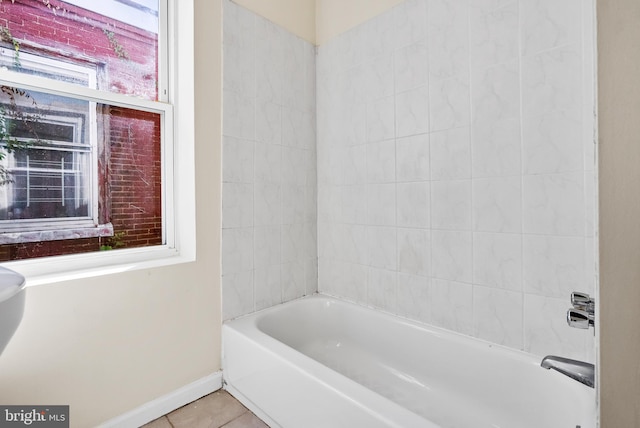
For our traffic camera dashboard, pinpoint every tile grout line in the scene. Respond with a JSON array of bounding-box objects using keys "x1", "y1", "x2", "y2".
[{"x1": 218, "y1": 410, "x2": 250, "y2": 428}]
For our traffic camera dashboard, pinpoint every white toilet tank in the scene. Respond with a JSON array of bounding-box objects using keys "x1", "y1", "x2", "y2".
[{"x1": 0, "y1": 266, "x2": 26, "y2": 356}]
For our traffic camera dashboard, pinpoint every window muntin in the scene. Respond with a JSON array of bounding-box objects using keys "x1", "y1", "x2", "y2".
[{"x1": 2, "y1": 115, "x2": 92, "y2": 223}]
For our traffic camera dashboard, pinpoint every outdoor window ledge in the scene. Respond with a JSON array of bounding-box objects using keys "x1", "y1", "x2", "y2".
[{"x1": 0, "y1": 223, "x2": 114, "y2": 245}]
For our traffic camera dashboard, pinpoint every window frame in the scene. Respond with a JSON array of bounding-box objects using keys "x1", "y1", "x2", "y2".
[{"x1": 0, "y1": 0, "x2": 196, "y2": 284}]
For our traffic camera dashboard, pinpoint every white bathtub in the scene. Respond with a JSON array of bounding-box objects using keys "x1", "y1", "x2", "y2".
[{"x1": 222, "y1": 295, "x2": 596, "y2": 428}]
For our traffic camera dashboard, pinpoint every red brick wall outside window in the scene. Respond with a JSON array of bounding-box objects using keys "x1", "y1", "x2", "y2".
[{"x1": 0, "y1": 0, "x2": 162, "y2": 261}]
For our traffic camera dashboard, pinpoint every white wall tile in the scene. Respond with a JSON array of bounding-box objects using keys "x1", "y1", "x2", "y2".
[
  {"x1": 254, "y1": 143, "x2": 281, "y2": 184},
  {"x1": 431, "y1": 278, "x2": 473, "y2": 335},
  {"x1": 333, "y1": 224, "x2": 368, "y2": 265},
  {"x1": 304, "y1": 222, "x2": 318, "y2": 260},
  {"x1": 282, "y1": 36, "x2": 306, "y2": 110},
  {"x1": 431, "y1": 180, "x2": 472, "y2": 230},
  {"x1": 223, "y1": 38, "x2": 255, "y2": 98},
  {"x1": 255, "y1": 265, "x2": 282, "y2": 310},
  {"x1": 523, "y1": 172, "x2": 585, "y2": 236},
  {"x1": 397, "y1": 182, "x2": 430, "y2": 228},
  {"x1": 520, "y1": 0, "x2": 581, "y2": 57},
  {"x1": 223, "y1": 136, "x2": 254, "y2": 183},
  {"x1": 341, "y1": 103, "x2": 367, "y2": 146},
  {"x1": 341, "y1": 185, "x2": 368, "y2": 225},
  {"x1": 367, "y1": 140, "x2": 396, "y2": 183},
  {"x1": 306, "y1": 151, "x2": 318, "y2": 188},
  {"x1": 524, "y1": 294, "x2": 594, "y2": 362},
  {"x1": 522, "y1": 110, "x2": 583, "y2": 174},
  {"x1": 428, "y1": 0, "x2": 469, "y2": 80},
  {"x1": 473, "y1": 232, "x2": 522, "y2": 291},
  {"x1": 523, "y1": 234, "x2": 586, "y2": 299},
  {"x1": 473, "y1": 286, "x2": 523, "y2": 348},
  {"x1": 470, "y1": 0, "x2": 515, "y2": 13},
  {"x1": 303, "y1": 44, "x2": 317, "y2": 113},
  {"x1": 222, "y1": 271, "x2": 254, "y2": 320},
  {"x1": 471, "y1": 60, "x2": 520, "y2": 126},
  {"x1": 255, "y1": 101, "x2": 281, "y2": 145},
  {"x1": 222, "y1": 2, "x2": 317, "y2": 328},
  {"x1": 394, "y1": 0, "x2": 428, "y2": 49},
  {"x1": 368, "y1": 226, "x2": 397, "y2": 271},
  {"x1": 364, "y1": 11, "x2": 396, "y2": 61},
  {"x1": 281, "y1": 223, "x2": 305, "y2": 263},
  {"x1": 335, "y1": 261, "x2": 368, "y2": 302},
  {"x1": 522, "y1": 44, "x2": 582, "y2": 119},
  {"x1": 430, "y1": 127, "x2": 471, "y2": 180},
  {"x1": 254, "y1": 183, "x2": 281, "y2": 226},
  {"x1": 223, "y1": 89, "x2": 255, "y2": 140},
  {"x1": 222, "y1": 183, "x2": 254, "y2": 229},
  {"x1": 367, "y1": 183, "x2": 397, "y2": 226},
  {"x1": 255, "y1": 16, "x2": 283, "y2": 104},
  {"x1": 584, "y1": 237, "x2": 596, "y2": 297},
  {"x1": 305, "y1": 258, "x2": 319, "y2": 295},
  {"x1": 473, "y1": 176, "x2": 522, "y2": 233},
  {"x1": 368, "y1": 267, "x2": 398, "y2": 313},
  {"x1": 366, "y1": 96, "x2": 396, "y2": 142},
  {"x1": 429, "y1": 75, "x2": 471, "y2": 132},
  {"x1": 398, "y1": 228, "x2": 430, "y2": 277},
  {"x1": 283, "y1": 108, "x2": 315, "y2": 149},
  {"x1": 397, "y1": 273, "x2": 430, "y2": 324},
  {"x1": 314, "y1": 0, "x2": 595, "y2": 361},
  {"x1": 471, "y1": 117, "x2": 521, "y2": 178},
  {"x1": 431, "y1": 230, "x2": 473, "y2": 283},
  {"x1": 282, "y1": 184, "x2": 306, "y2": 225},
  {"x1": 222, "y1": 227, "x2": 254, "y2": 276},
  {"x1": 584, "y1": 172, "x2": 596, "y2": 238},
  {"x1": 469, "y1": 2, "x2": 519, "y2": 71},
  {"x1": 363, "y1": 55, "x2": 395, "y2": 102},
  {"x1": 282, "y1": 147, "x2": 308, "y2": 185},
  {"x1": 282, "y1": 260, "x2": 306, "y2": 302},
  {"x1": 396, "y1": 133, "x2": 430, "y2": 182},
  {"x1": 396, "y1": 86, "x2": 430, "y2": 137},
  {"x1": 395, "y1": 41, "x2": 429, "y2": 93},
  {"x1": 223, "y1": 0, "x2": 254, "y2": 52},
  {"x1": 344, "y1": 145, "x2": 367, "y2": 185},
  {"x1": 254, "y1": 225, "x2": 281, "y2": 268},
  {"x1": 345, "y1": 65, "x2": 368, "y2": 106}
]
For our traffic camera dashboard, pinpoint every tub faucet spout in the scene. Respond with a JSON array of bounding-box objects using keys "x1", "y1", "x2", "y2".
[{"x1": 541, "y1": 355, "x2": 595, "y2": 388}]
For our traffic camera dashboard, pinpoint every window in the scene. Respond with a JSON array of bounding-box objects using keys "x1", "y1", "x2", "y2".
[
  {"x1": 0, "y1": 0, "x2": 195, "y2": 277},
  {"x1": 0, "y1": 52, "x2": 96, "y2": 232},
  {"x1": 3, "y1": 114, "x2": 91, "y2": 223}
]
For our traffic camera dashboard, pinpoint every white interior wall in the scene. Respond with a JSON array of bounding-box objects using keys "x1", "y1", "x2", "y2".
[
  {"x1": 0, "y1": 2, "x2": 223, "y2": 425},
  {"x1": 316, "y1": 0, "x2": 597, "y2": 361},
  {"x1": 221, "y1": 0, "x2": 318, "y2": 320}
]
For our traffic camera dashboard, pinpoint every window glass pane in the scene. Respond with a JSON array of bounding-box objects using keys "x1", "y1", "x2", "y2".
[
  {"x1": 0, "y1": 0, "x2": 159, "y2": 99},
  {"x1": 8, "y1": 149, "x2": 90, "y2": 220},
  {"x1": 0, "y1": 84, "x2": 163, "y2": 260}
]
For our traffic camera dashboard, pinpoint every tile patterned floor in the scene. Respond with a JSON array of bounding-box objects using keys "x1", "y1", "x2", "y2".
[{"x1": 142, "y1": 390, "x2": 269, "y2": 428}]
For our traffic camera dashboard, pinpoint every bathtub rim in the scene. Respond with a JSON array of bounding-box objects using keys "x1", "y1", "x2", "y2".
[{"x1": 225, "y1": 292, "x2": 594, "y2": 370}]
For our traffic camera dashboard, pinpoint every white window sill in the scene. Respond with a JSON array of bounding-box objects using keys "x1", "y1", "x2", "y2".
[
  {"x1": 0, "y1": 223, "x2": 114, "y2": 245},
  {"x1": 5, "y1": 244, "x2": 194, "y2": 287}
]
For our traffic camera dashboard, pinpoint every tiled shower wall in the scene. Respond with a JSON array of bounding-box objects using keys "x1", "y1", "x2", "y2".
[
  {"x1": 222, "y1": 0, "x2": 317, "y2": 320},
  {"x1": 317, "y1": 0, "x2": 596, "y2": 361}
]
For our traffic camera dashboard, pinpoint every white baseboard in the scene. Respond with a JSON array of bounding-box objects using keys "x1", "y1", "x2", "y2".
[{"x1": 98, "y1": 371, "x2": 223, "y2": 428}]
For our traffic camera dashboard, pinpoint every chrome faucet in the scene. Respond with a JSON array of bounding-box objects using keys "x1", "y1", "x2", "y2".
[
  {"x1": 541, "y1": 356, "x2": 595, "y2": 388},
  {"x1": 567, "y1": 292, "x2": 595, "y2": 329},
  {"x1": 540, "y1": 292, "x2": 596, "y2": 387}
]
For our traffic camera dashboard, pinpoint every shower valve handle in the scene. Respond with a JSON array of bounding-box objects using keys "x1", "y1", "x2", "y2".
[{"x1": 571, "y1": 291, "x2": 595, "y2": 312}]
